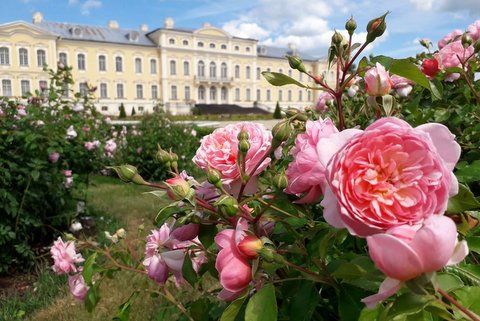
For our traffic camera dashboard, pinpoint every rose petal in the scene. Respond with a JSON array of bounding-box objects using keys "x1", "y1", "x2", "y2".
[{"x1": 361, "y1": 278, "x2": 402, "y2": 309}]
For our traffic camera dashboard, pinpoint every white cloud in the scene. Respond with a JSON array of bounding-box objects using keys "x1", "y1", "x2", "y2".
[
  {"x1": 68, "y1": 0, "x2": 78, "y2": 5},
  {"x1": 80, "y1": 0, "x2": 102, "y2": 15},
  {"x1": 223, "y1": 18, "x2": 270, "y2": 39},
  {"x1": 409, "y1": 0, "x2": 434, "y2": 10}
]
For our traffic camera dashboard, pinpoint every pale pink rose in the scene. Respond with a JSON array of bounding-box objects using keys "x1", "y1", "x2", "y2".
[
  {"x1": 390, "y1": 75, "x2": 414, "y2": 97},
  {"x1": 17, "y1": 105, "x2": 27, "y2": 117},
  {"x1": 467, "y1": 20, "x2": 480, "y2": 42},
  {"x1": 285, "y1": 118, "x2": 339, "y2": 203},
  {"x1": 63, "y1": 170, "x2": 72, "y2": 177},
  {"x1": 64, "y1": 177, "x2": 73, "y2": 189},
  {"x1": 50, "y1": 237, "x2": 84, "y2": 274},
  {"x1": 315, "y1": 91, "x2": 335, "y2": 113},
  {"x1": 362, "y1": 215, "x2": 468, "y2": 308},
  {"x1": 68, "y1": 274, "x2": 89, "y2": 301},
  {"x1": 66, "y1": 125, "x2": 77, "y2": 140},
  {"x1": 84, "y1": 141, "x2": 96, "y2": 151},
  {"x1": 435, "y1": 41, "x2": 474, "y2": 82},
  {"x1": 49, "y1": 152, "x2": 60, "y2": 163},
  {"x1": 82, "y1": 126, "x2": 90, "y2": 133},
  {"x1": 104, "y1": 139, "x2": 117, "y2": 157},
  {"x1": 193, "y1": 122, "x2": 272, "y2": 185},
  {"x1": 364, "y1": 63, "x2": 393, "y2": 96},
  {"x1": 322, "y1": 117, "x2": 460, "y2": 237},
  {"x1": 215, "y1": 218, "x2": 252, "y2": 301},
  {"x1": 437, "y1": 29, "x2": 463, "y2": 49}
]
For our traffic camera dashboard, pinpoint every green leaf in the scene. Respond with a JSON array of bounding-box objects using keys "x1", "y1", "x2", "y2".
[
  {"x1": 220, "y1": 296, "x2": 247, "y2": 321},
  {"x1": 286, "y1": 281, "x2": 320, "y2": 321},
  {"x1": 30, "y1": 170, "x2": 40, "y2": 181},
  {"x1": 445, "y1": 264, "x2": 480, "y2": 286},
  {"x1": 182, "y1": 254, "x2": 198, "y2": 286},
  {"x1": 113, "y1": 291, "x2": 138, "y2": 321},
  {"x1": 371, "y1": 55, "x2": 394, "y2": 69},
  {"x1": 455, "y1": 160, "x2": 480, "y2": 183},
  {"x1": 198, "y1": 224, "x2": 216, "y2": 249},
  {"x1": 245, "y1": 284, "x2": 277, "y2": 321},
  {"x1": 358, "y1": 306, "x2": 380, "y2": 321},
  {"x1": 357, "y1": 57, "x2": 369, "y2": 76},
  {"x1": 466, "y1": 236, "x2": 480, "y2": 254},
  {"x1": 386, "y1": 293, "x2": 433, "y2": 319},
  {"x1": 389, "y1": 59, "x2": 430, "y2": 90},
  {"x1": 429, "y1": 79, "x2": 443, "y2": 101},
  {"x1": 332, "y1": 263, "x2": 367, "y2": 280},
  {"x1": 436, "y1": 272, "x2": 464, "y2": 292},
  {"x1": 82, "y1": 253, "x2": 97, "y2": 285},
  {"x1": 338, "y1": 285, "x2": 366, "y2": 321},
  {"x1": 453, "y1": 287, "x2": 480, "y2": 316},
  {"x1": 84, "y1": 283, "x2": 100, "y2": 313},
  {"x1": 154, "y1": 202, "x2": 185, "y2": 226},
  {"x1": 447, "y1": 183, "x2": 480, "y2": 213},
  {"x1": 262, "y1": 72, "x2": 307, "y2": 88}
]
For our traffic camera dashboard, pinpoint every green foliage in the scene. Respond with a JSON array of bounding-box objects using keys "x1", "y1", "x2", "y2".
[
  {"x1": 273, "y1": 101, "x2": 282, "y2": 119},
  {"x1": 119, "y1": 103, "x2": 127, "y2": 119}
]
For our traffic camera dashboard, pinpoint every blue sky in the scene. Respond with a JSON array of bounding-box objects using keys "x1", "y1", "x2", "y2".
[{"x1": 3, "y1": 0, "x2": 480, "y2": 58}]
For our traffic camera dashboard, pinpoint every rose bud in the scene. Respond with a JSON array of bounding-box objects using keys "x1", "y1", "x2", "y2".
[
  {"x1": 165, "y1": 175, "x2": 192, "y2": 201},
  {"x1": 421, "y1": 58, "x2": 440, "y2": 78},
  {"x1": 287, "y1": 56, "x2": 306, "y2": 73},
  {"x1": 238, "y1": 235, "x2": 263, "y2": 259}
]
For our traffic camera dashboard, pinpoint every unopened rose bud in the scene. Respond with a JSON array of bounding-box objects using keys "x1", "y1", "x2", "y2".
[
  {"x1": 421, "y1": 58, "x2": 440, "y2": 78},
  {"x1": 312, "y1": 75, "x2": 323, "y2": 85},
  {"x1": 287, "y1": 56, "x2": 306, "y2": 73},
  {"x1": 332, "y1": 31, "x2": 344, "y2": 46},
  {"x1": 207, "y1": 167, "x2": 222, "y2": 187},
  {"x1": 366, "y1": 12, "x2": 389, "y2": 43},
  {"x1": 271, "y1": 120, "x2": 291, "y2": 148},
  {"x1": 165, "y1": 175, "x2": 192, "y2": 201},
  {"x1": 273, "y1": 171, "x2": 288, "y2": 190},
  {"x1": 419, "y1": 38, "x2": 432, "y2": 49},
  {"x1": 111, "y1": 165, "x2": 146, "y2": 185},
  {"x1": 238, "y1": 139, "x2": 250, "y2": 154},
  {"x1": 462, "y1": 33, "x2": 473, "y2": 48},
  {"x1": 238, "y1": 235, "x2": 263, "y2": 259},
  {"x1": 345, "y1": 16, "x2": 357, "y2": 36},
  {"x1": 156, "y1": 146, "x2": 170, "y2": 164},
  {"x1": 285, "y1": 108, "x2": 300, "y2": 118},
  {"x1": 237, "y1": 129, "x2": 249, "y2": 141},
  {"x1": 215, "y1": 195, "x2": 238, "y2": 216}
]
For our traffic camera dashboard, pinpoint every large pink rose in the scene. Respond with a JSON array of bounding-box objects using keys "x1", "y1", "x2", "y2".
[
  {"x1": 68, "y1": 274, "x2": 89, "y2": 301},
  {"x1": 285, "y1": 118, "x2": 342, "y2": 203},
  {"x1": 193, "y1": 122, "x2": 272, "y2": 185},
  {"x1": 390, "y1": 75, "x2": 414, "y2": 97},
  {"x1": 468, "y1": 20, "x2": 480, "y2": 41},
  {"x1": 435, "y1": 41, "x2": 474, "y2": 81},
  {"x1": 362, "y1": 215, "x2": 468, "y2": 308},
  {"x1": 215, "y1": 219, "x2": 252, "y2": 301},
  {"x1": 315, "y1": 91, "x2": 335, "y2": 113},
  {"x1": 437, "y1": 29, "x2": 462, "y2": 49},
  {"x1": 50, "y1": 237, "x2": 84, "y2": 274},
  {"x1": 322, "y1": 117, "x2": 460, "y2": 237},
  {"x1": 364, "y1": 63, "x2": 393, "y2": 96}
]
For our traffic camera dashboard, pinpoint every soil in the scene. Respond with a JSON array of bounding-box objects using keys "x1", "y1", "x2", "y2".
[{"x1": 0, "y1": 272, "x2": 35, "y2": 298}]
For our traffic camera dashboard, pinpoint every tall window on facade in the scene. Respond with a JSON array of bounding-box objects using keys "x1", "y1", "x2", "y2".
[
  {"x1": 246, "y1": 66, "x2": 251, "y2": 79},
  {"x1": 288, "y1": 90, "x2": 292, "y2": 101},
  {"x1": 115, "y1": 56, "x2": 123, "y2": 72},
  {"x1": 184, "y1": 61, "x2": 189, "y2": 76},
  {"x1": 2, "y1": 79, "x2": 12, "y2": 96},
  {"x1": 267, "y1": 89, "x2": 271, "y2": 101},
  {"x1": 151, "y1": 85, "x2": 158, "y2": 99},
  {"x1": 209, "y1": 62, "x2": 216, "y2": 79},
  {"x1": 20, "y1": 80, "x2": 30, "y2": 96},
  {"x1": 171, "y1": 85, "x2": 177, "y2": 100},
  {"x1": 246, "y1": 88, "x2": 251, "y2": 101},
  {"x1": 307, "y1": 90, "x2": 311, "y2": 101},
  {"x1": 79, "y1": 82, "x2": 88, "y2": 96},
  {"x1": 0, "y1": 47, "x2": 10, "y2": 65},
  {"x1": 198, "y1": 61, "x2": 205, "y2": 78},
  {"x1": 210, "y1": 86, "x2": 216, "y2": 101},
  {"x1": 77, "y1": 53, "x2": 86, "y2": 70},
  {"x1": 117, "y1": 83, "x2": 124, "y2": 98},
  {"x1": 150, "y1": 59, "x2": 157, "y2": 74},
  {"x1": 62, "y1": 83, "x2": 69, "y2": 97},
  {"x1": 39, "y1": 80, "x2": 48, "y2": 94},
  {"x1": 98, "y1": 55, "x2": 106, "y2": 71},
  {"x1": 100, "y1": 83, "x2": 107, "y2": 98},
  {"x1": 36, "y1": 49, "x2": 46, "y2": 67},
  {"x1": 19, "y1": 48, "x2": 28, "y2": 66},
  {"x1": 221, "y1": 87, "x2": 227, "y2": 101},
  {"x1": 299, "y1": 90, "x2": 303, "y2": 101},
  {"x1": 256, "y1": 67, "x2": 261, "y2": 80},
  {"x1": 279, "y1": 90, "x2": 283, "y2": 101},
  {"x1": 198, "y1": 86, "x2": 205, "y2": 100},
  {"x1": 185, "y1": 86, "x2": 190, "y2": 100},
  {"x1": 170, "y1": 60, "x2": 176, "y2": 75},
  {"x1": 256, "y1": 89, "x2": 261, "y2": 101},
  {"x1": 235, "y1": 65, "x2": 240, "y2": 78},
  {"x1": 59, "y1": 52, "x2": 67, "y2": 66},
  {"x1": 221, "y1": 63, "x2": 227, "y2": 79},
  {"x1": 235, "y1": 88, "x2": 240, "y2": 101},
  {"x1": 135, "y1": 58, "x2": 142, "y2": 73},
  {"x1": 136, "y1": 84, "x2": 144, "y2": 99}
]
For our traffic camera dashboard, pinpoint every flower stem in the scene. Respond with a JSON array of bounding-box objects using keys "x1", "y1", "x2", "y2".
[{"x1": 438, "y1": 287, "x2": 480, "y2": 321}]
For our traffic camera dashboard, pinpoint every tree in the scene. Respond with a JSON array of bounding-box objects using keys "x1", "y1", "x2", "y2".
[
  {"x1": 131, "y1": 107, "x2": 136, "y2": 116},
  {"x1": 119, "y1": 103, "x2": 126, "y2": 118},
  {"x1": 273, "y1": 101, "x2": 282, "y2": 119}
]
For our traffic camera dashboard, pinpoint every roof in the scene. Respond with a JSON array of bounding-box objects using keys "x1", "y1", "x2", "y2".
[
  {"x1": 34, "y1": 21, "x2": 156, "y2": 47},
  {"x1": 257, "y1": 45, "x2": 318, "y2": 61}
]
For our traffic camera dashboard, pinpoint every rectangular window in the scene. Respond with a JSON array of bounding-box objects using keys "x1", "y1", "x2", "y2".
[
  {"x1": 185, "y1": 86, "x2": 190, "y2": 100},
  {"x1": 2, "y1": 79, "x2": 12, "y2": 96},
  {"x1": 115, "y1": 57, "x2": 123, "y2": 72},
  {"x1": 77, "y1": 54, "x2": 86, "y2": 70},
  {"x1": 136, "y1": 84, "x2": 143, "y2": 99},
  {"x1": 21, "y1": 80, "x2": 30, "y2": 96},
  {"x1": 170, "y1": 60, "x2": 176, "y2": 75},
  {"x1": 150, "y1": 59, "x2": 157, "y2": 74},
  {"x1": 19, "y1": 48, "x2": 28, "y2": 66},
  {"x1": 288, "y1": 90, "x2": 292, "y2": 101},
  {"x1": 151, "y1": 85, "x2": 158, "y2": 99},
  {"x1": 135, "y1": 58, "x2": 142, "y2": 73},
  {"x1": 59, "y1": 53, "x2": 67, "y2": 66},
  {"x1": 235, "y1": 88, "x2": 240, "y2": 101},
  {"x1": 62, "y1": 83, "x2": 69, "y2": 97},
  {"x1": 117, "y1": 83, "x2": 124, "y2": 98},
  {"x1": 299, "y1": 90, "x2": 303, "y2": 101},
  {"x1": 246, "y1": 66, "x2": 251, "y2": 79},
  {"x1": 39, "y1": 80, "x2": 48, "y2": 93},
  {"x1": 99, "y1": 55, "x2": 106, "y2": 71},
  {"x1": 100, "y1": 83, "x2": 107, "y2": 98},
  {"x1": 246, "y1": 88, "x2": 251, "y2": 101},
  {"x1": 138, "y1": 106, "x2": 144, "y2": 112},
  {"x1": 79, "y1": 82, "x2": 88, "y2": 96},
  {"x1": 256, "y1": 89, "x2": 261, "y2": 101},
  {"x1": 37, "y1": 49, "x2": 46, "y2": 67},
  {"x1": 171, "y1": 85, "x2": 177, "y2": 100},
  {"x1": 0, "y1": 47, "x2": 10, "y2": 65},
  {"x1": 101, "y1": 106, "x2": 108, "y2": 111},
  {"x1": 184, "y1": 61, "x2": 189, "y2": 76}
]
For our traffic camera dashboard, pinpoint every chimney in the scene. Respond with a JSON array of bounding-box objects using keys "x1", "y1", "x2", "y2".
[
  {"x1": 108, "y1": 20, "x2": 119, "y2": 29},
  {"x1": 140, "y1": 24, "x2": 149, "y2": 32},
  {"x1": 32, "y1": 12, "x2": 44, "y2": 24},
  {"x1": 288, "y1": 42, "x2": 297, "y2": 55},
  {"x1": 164, "y1": 18, "x2": 174, "y2": 29}
]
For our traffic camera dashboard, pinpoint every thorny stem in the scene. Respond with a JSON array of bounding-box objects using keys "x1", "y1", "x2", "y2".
[
  {"x1": 283, "y1": 260, "x2": 337, "y2": 288},
  {"x1": 438, "y1": 287, "x2": 480, "y2": 321}
]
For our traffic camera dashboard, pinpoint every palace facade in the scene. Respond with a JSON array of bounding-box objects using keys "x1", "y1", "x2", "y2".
[{"x1": 0, "y1": 12, "x2": 332, "y2": 115}]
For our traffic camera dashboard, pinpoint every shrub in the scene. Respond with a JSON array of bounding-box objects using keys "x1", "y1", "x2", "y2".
[
  {"x1": 119, "y1": 103, "x2": 126, "y2": 118},
  {"x1": 273, "y1": 101, "x2": 282, "y2": 119}
]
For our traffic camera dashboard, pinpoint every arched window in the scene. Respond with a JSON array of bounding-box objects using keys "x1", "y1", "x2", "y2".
[
  {"x1": 256, "y1": 89, "x2": 261, "y2": 101},
  {"x1": 115, "y1": 56, "x2": 123, "y2": 72},
  {"x1": 184, "y1": 61, "x2": 190, "y2": 76},
  {"x1": 0, "y1": 47, "x2": 10, "y2": 65},
  {"x1": 135, "y1": 58, "x2": 142, "y2": 73},
  {"x1": 299, "y1": 90, "x2": 303, "y2": 101},
  {"x1": 77, "y1": 53, "x2": 85, "y2": 70},
  {"x1": 256, "y1": 67, "x2": 261, "y2": 80},
  {"x1": 209, "y1": 43, "x2": 216, "y2": 48},
  {"x1": 170, "y1": 60, "x2": 176, "y2": 75},
  {"x1": 169, "y1": 38, "x2": 175, "y2": 45},
  {"x1": 235, "y1": 65, "x2": 240, "y2": 78},
  {"x1": 37, "y1": 49, "x2": 46, "y2": 67},
  {"x1": 278, "y1": 90, "x2": 283, "y2": 101},
  {"x1": 221, "y1": 44, "x2": 227, "y2": 50},
  {"x1": 198, "y1": 86, "x2": 205, "y2": 101},
  {"x1": 307, "y1": 90, "x2": 312, "y2": 101},
  {"x1": 288, "y1": 90, "x2": 292, "y2": 101},
  {"x1": 266, "y1": 89, "x2": 271, "y2": 101},
  {"x1": 98, "y1": 55, "x2": 106, "y2": 71},
  {"x1": 183, "y1": 40, "x2": 189, "y2": 46},
  {"x1": 19, "y1": 48, "x2": 28, "y2": 66},
  {"x1": 150, "y1": 59, "x2": 157, "y2": 74},
  {"x1": 246, "y1": 66, "x2": 251, "y2": 79},
  {"x1": 198, "y1": 60, "x2": 205, "y2": 77},
  {"x1": 210, "y1": 86, "x2": 216, "y2": 101},
  {"x1": 246, "y1": 88, "x2": 251, "y2": 101},
  {"x1": 197, "y1": 42, "x2": 204, "y2": 48},
  {"x1": 209, "y1": 62, "x2": 216, "y2": 78},
  {"x1": 221, "y1": 87, "x2": 228, "y2": 101},
  {"x1": 221, "y1": 63, "x2": 227, "y2": 79},
  {"x1": 59, "y1": 52, "x2": 67, "y2": 66}
]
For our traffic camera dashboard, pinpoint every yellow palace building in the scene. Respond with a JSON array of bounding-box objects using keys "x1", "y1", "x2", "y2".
[{"x1": 0, "y1": 12, "x2": 331, "y2": 116}]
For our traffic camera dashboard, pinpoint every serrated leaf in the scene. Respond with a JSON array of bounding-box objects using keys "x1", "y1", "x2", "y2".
[
  {"x1": 444, "y1": 264, "x2": 480, "y2": 286},
  {"x1": 389, "y1": 59, "x2": 429, "y2": 89},
  {"x1": 447, "y1": 183, "x2": 480, "y2": 213},
  {"x1": 154, "y1": 202, "x2": 184, "y2": 226},
  {"x1": 245, "y1": 284, "x2": 277, "y2": 321},
  {"x1": 386, "y1": 293, "x2": 433, "y2": 319},
  {"x1": 262, "y1": 72, "x2": 307, "y2": 88},
  {"x1": 436, "y1": 273, "x2": 464, "y2": 293},
  {"x1": 220, "y1": 296, "x2": 247, "y2": 321},
  {"x1": 455, "y1": 160, "x2": 480, "y2": 184}
]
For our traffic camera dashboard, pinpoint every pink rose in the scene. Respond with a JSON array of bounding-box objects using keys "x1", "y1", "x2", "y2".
[
  {"x1": 68, "y1": 274, "x2": 89, "y2": 301},
  {"x1": 390, "y1": 75, "x2": 414, "y2": 97},
  {"x1": 193, "y1": 122, "x2": 272, "y2": 186},
  {"x1": 50, "y1": 237, "x2": 84, "y2": 274},
  {"x1": 322, "y1": 117, "x2": 460, "y2": 237},
  {"x1": 104, "y1": 139, "x2": 117, "y2": 157},
  {"x1": 63, "y1": 170, "x2": 72, "y2": 177},
  {"x1": 49, "y1": 152, "x2": 60, "y2": 163},
  {"x1": 435, "y1": 41, "x2": 474, "y2": 82},
  {"x1": 315, "y1": 91, "x2": 335, "y2": 113},
  {"x1": 467, "y1": 20, "x2": 480, "y2": 42},
  {"x1": 84, "y1": 142, "x2": 95, "y2": 151},
  {"x1": 362, "y1": 215, "x2": 468, "y2": 308},
  {"x1": 364, "y1": 63, "x2": 393, "y2": 96},
  {"x1": 285, "y1": 118, "x2": 338, "y2": 203},
  {"x1": 437, "y1": 29, "x2": 463, "y2": 49},
  {"x1": 64, "y1": 176, "x2": 73, "y2": 189},
  {"x1": 215, "y1": 218, "x2": 252, "y2": 301}
]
